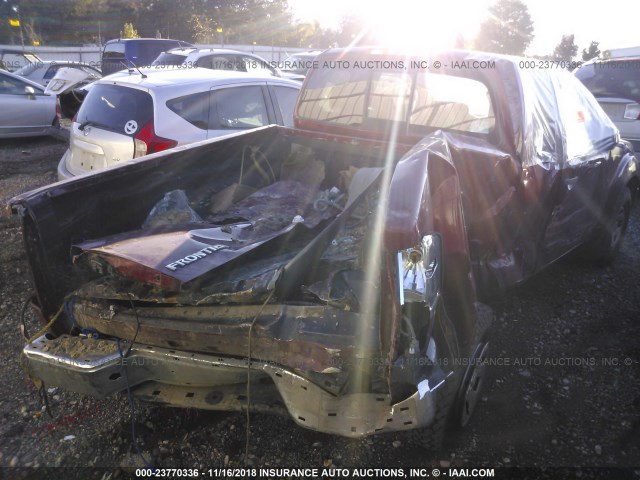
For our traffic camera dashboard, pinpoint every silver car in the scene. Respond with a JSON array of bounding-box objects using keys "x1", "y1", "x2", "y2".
[
  {"x1": 57, "y1": 67, "x2": 301, "y2": 180},
  {"x1": 0, "y1": 69, "x2": 58, "y2": 139},
  {"x1": 280, "y1": 51, "x2": 323, "y2": 76},
  {"x1": 575, "y1": 57, "x2": 640, "y2": 152},
  {"x1": 152, "y1": 48, "x2": 305, "y2": 81}
]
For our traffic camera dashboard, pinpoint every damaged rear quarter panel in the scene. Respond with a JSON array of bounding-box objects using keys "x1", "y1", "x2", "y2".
[{"x1": 385, "y1": 133, "x2": 477, "y2": 358}]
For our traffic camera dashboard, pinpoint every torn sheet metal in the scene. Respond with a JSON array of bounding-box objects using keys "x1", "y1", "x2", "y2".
[
  {"x1": 73, "y1": 180, "x2": 339, "y2": 285},
  {"x1": 73, "y1": 170, "x2": 381, "y2": 291},
  {"x1": 276, "y1": 167, "x2": 383, "y2": 298}
]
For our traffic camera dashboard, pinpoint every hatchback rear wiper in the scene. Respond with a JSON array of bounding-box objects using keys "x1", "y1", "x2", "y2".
[{"x1": 78, "y1": 120, "x2": 106, "y2": 131}]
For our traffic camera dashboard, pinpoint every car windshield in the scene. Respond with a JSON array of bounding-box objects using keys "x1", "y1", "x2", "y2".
[
  {"x1": 575, "y1": 60, "x2": 640, "y2": 103},
  {"x1": 298, "y1": 65, "x2": 495, "y2": 135},
  {"x1": 75, "y1": 84, "x2": 153, "y2": 136}
]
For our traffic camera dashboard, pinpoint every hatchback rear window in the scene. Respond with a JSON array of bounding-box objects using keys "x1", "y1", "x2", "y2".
[{"x1": 76, "y1": 84, "x2": 153, "y2": 136}]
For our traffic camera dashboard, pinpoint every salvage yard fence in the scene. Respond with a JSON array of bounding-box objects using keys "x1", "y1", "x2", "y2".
[{"x1": 0, "y1": 43, "x2": 310, "y2": 70}]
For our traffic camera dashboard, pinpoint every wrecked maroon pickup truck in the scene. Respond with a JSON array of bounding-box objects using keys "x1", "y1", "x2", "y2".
[{"x1": 10, "y1": 48, "x2": 639, "y2": 449}]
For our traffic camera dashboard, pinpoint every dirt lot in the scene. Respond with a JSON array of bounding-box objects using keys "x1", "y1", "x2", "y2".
[{"x1": 0, "y1": 136, "x2": 639, "y2": 479}]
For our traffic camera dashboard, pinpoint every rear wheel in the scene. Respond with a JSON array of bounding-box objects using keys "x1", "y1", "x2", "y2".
[
  {"x1": 589, "y1": 188, "x2": 631, "y2": 266},
  {"x1": 408, "y1": 365, "x2": 458, "y2": 450},
  {"x1": 452, "y1": 315, "x2": 491, "y2": 429},
  {"x1": 409, "y1": 305, "x2": 491, "y2": 449}
]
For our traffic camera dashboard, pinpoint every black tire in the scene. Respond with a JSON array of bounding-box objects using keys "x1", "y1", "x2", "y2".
[
  {"x1": 408, "y1": 370, "x2": 458, "y2": 450},
  {"x1": 589, "y1": 188, "x2": 632, "y2": 266},
  {"x1": 450, "y1": 308, "x2": 491, "y2": 429},
  {"x1": 409, "y1": 304, "x2": 491, "y2": 449}
]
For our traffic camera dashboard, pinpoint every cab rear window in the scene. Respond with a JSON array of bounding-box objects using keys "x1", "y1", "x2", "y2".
[
  {"x1": 298, "y1": 65, "x2": 495, "y2": 136},
  {"x1": 75, "y1": 84, "x2": 153, "y2": 136}
]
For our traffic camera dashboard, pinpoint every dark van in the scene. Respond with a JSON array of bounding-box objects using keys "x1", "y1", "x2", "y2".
[{"x1": 101, "y1": 38, "x2": 194, "y2": 75}]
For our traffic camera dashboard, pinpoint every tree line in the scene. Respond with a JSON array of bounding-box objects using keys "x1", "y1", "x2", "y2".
[
  {"x1": 475, "y1": 0, "x2": 602, "y2": 61},
  {"x1": 0, "y1": 0, "x2": 333, "y2": 47},
  {"x1": 1, "y1": 0, "x2": 604, "y2": 62}
]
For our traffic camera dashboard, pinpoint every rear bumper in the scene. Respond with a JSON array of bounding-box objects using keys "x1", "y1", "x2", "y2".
[
  {"x1": 57, "y1": 149, "x2": 74, "y2": 181},
  {"x1": 23, "y1": 334, "x2": 442, "y2": 438}
]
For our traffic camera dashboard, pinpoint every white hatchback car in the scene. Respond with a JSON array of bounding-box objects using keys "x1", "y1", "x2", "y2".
[{"x1": 57, "y1": 68, "x2": 301, "y2": 180}]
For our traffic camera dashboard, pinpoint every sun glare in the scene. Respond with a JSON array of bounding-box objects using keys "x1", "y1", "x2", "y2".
[
  {"x1": 363, "y1": 0, "x2": 462, "y2": 50},
  {"x1": 290, "y1": 0, "x2": 483, "y2": 50}
]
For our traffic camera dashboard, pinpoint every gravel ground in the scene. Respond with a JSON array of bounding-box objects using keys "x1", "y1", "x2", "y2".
[{"x1": 0, "y1": 137, "x2": 639, "y2": 479}]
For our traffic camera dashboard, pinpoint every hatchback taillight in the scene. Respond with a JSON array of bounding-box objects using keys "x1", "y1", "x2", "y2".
[
  {"x1": 133, "y1": 121, "x2": 178, "y2": 158},
  {"x1": 623, "y1": 103, "x2": 640, "y2": 120}
]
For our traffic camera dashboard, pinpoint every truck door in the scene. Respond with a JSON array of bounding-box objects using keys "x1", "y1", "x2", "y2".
[{"x1": 540, "y1": 72, "x2": 615, "y2": 262}]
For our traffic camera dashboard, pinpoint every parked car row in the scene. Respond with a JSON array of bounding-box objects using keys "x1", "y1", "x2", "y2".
[
  {"x1": 151, "y1": 47, "x2": 306, "y2": 81},
  {"x1": 3, "y1": 38, "x2": 638, "y2": 187},
  {"x1": 1, "y1": 40, "x2": 318, "y2": 152},
  {"x1": 101, "y1": 38, "x2": 195, "y2": 75}
]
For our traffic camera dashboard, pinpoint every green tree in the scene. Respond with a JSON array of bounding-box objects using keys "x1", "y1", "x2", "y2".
[
  {"x1": 336, "y1": 14, "x2": 375, "y2": 47},
  {"x1": 552, "y1": 34, "x2": 578, "y2": 61},
  {"x1": 581, "y1": 41, "x2": 601, "y2": 62},
  {"x1": 291, "y1": 21, "x2": 338, "y2": 49},
  {"x1": 475, "y1": 0, "x2": 534, "y2": 55},
  {"x1": 121, "y1": 22, "x2": 139, "y2": 38},
  {"x1": 0, "y1": 0, "x2": 333, "y2": 48},
  {"x1": 189, "y1": 14, "x2": 214, "y2": 43}
]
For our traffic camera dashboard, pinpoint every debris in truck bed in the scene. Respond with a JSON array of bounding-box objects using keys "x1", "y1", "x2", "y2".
[
  {"x1": 280, "y1": 148, "x2": 325, "y2": 190},
  {"x1": 142, "y1": 190, "x2": 202, "y2": 229},
  {"x1": 208, "y1": 179, "x2": 336, "y2": 231},
  {"x1": 209, "y1": 183, "x2": 256, "y2": 214}
]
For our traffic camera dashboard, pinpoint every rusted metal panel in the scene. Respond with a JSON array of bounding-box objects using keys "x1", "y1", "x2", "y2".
[{"x1": 71, "y1": 300, "x2": 380, "y2": 374}]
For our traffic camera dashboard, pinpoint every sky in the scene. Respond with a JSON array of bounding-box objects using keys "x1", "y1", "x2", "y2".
[{"x1": 288, "y1": 0, "x2": 640, "y2": 56}]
